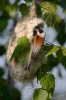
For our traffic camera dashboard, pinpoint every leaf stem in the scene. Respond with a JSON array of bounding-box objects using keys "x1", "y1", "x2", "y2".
[
  {"x1": 44, "y1": 39, "x2": 66, "y2": 55},
  {"x1": 34, "y1": 0, "x2": 41, "y2": 5}
]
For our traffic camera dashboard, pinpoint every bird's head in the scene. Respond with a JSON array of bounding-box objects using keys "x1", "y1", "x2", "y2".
[{"x1": 31, "y1": 25, "x2": 46, "y2": 55}]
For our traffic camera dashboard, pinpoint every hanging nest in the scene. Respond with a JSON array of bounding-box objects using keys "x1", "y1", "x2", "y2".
[{"x1": 7, "y1": 4, "x2": 45, "y2": 83}]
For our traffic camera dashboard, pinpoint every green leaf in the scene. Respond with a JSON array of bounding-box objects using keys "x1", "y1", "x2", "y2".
[
  {"x1": 61, "y1": 56, "x2": 66, "y2": 69},
  {"x1": 56, "y1": 48, "x2": 64, "y2": 61},
  {"x1": 36, "y1": 4, "x2": 42, "y2": 17},
  {"x1": 12, "y1": 0, "x2": 20, "y2": 10},
  {"x1": 11, "y1": 88, "x2": 21, "y2": 100},
  {"x1": 41, "y1": 1, "x2": 57, "y2": 16},
  {"x1": 47, "y1": 54, "x2": 58, "y2": 69},
  {"x1": 61, "y1": 47, "x2": 66, "y2": 56},
  {"x1": 45, "y1": 45, "x2": 59, "y2": 57},
  {"x1": 44, "y1": 44, "x2": 54, "y2": 54},
  {"x1": 37, "y1": 64, "x2": 51, "y2": 82},
  {"x1": 19, "y1": 4, "x2": 30, "y2": 17},
  {"x1": 10, "y1": 46, "x2": 20, "y2": 61},
  {"x1": 37, "y1": 69, "x2": 44, "y2": 81},
  {"x1": 47, "y1": 87, "x2": 54, "y2": 100},
  {"x1": 0, "y1": 45, "x2": 6, "y2": 55},
  {"x1": 0, "y1": 77, "x2": 6, "y2": 86},
  {"x1": 17, "y1": 36, "x2": 29, "y2": 47},
  {"x1": 0, "y1": 78, "x2": 13, "y2": 100},
  {"x1": 0, "y1": 19, "x2": 8, "y2": 32},
  {"x1": 44, "y1": 12, "x2": 56, "y2": 27},
  {"x1": 41, "y1": 2, "x2": 57, "y2": 27},
  {"x1": 33, "y1": 89, "x2": 48, "y2": 100},
  {"x1": 24, "y1": 0, "x2": 32, "y2": 3},
  {"x1": 0, "y1": 68, "x2": 4, "y2": 77},
  {"x1": 10, "y1": 36, "x2": 29, "y2": 61},
  {"x1": 5, "y1": 4, "x2": 18, "y2": 13},
  {"x1": 40, "y1": 74, "x2": 55, "y2": 91},
  {"x1": 13, "y1": 0, "x2": 20, "y2": 5},
  {"x1": 41, "y1": 64, "x2": 51, "y2": 73},
  {"x1": 17, "y1": 47, "x2": 30, "y2": 66},
  {"x1": 41, "y1": 0, "x2": 60, "y2": 4},
  {"x1": 54, "y1": 20, "x2": 66, "y2": 45},
  {"x1": 0, "y1": 0, "x2": 5, "y2": 11}
]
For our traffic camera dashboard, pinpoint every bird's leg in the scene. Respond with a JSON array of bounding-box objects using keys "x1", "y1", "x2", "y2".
[
  {"x1": 24, "y1": 52, "x2": 35, "y2": 71},
  {"x1": 24, "y1": 59, "x2": 32, "y2": 71}
]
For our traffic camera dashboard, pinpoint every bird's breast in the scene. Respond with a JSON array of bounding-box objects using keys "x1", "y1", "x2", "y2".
[
  {"x1": 32, "y1": 35, "x2": 44, "y2": 47},
  {"x1": 32, "y1": 35, "x2": 44, "y2": 54}
]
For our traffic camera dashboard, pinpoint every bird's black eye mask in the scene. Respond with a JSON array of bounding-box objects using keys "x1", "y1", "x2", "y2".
[
  {"x1": 33, "y1": 29, "x2": 44, "y2": 36},
  {"x1": 33, "y1": 23, "x2": 44, "y2": 36},
  {"x1": 33, "y1": 29, "x2": 37, "y2": 36},
  {"x1": 38, "y1": 28, "x2": 43, "y2": 33}
]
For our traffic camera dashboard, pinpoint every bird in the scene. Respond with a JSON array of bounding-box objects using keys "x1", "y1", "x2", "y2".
[
  {"x1": 25, "y1": 27, "x2": 46, "y2": 71},
  {"x1": 6, "y1": 5, "x2": 46, "y2": 83}
]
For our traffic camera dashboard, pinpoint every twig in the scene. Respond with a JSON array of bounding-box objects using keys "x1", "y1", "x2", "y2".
[
  {"x1": 34, "y1": 0, "x2": 41, "y2": 5},
  {"x1": 44, "y1": 39, "x2": 66, "y2": 54}
]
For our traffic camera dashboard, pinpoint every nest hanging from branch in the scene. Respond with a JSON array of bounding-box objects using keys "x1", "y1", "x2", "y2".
[{"x1": 7, "y1": 4, "x2": 46, "y2": 83}]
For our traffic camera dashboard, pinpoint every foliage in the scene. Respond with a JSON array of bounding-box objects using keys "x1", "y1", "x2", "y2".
[
  {"x1": 10, "y1": 36, "x2": 30, "y2": 66},
  {"x1": 41, "y1": 1, "x2": 57, "y2": 27},
  {"x1": 0, "y1": 0, "x2": 66, "y2": 100},
  {"x1": 0, "y1": 68, "x2": 21, "y2": 100},
  {"x1": 19, "y1": 4, "x2": 30, "y2": 17}
]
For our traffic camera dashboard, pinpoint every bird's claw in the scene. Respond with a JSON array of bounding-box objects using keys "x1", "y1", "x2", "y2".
[{"x1": 24, "y1": 63, "x2": 31, "y2": 71}]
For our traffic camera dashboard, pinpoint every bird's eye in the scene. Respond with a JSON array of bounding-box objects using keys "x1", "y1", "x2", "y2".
[
  {"x1": 33, "y1": 29, "x2": 37, "y2": 36},
  {"x1": 39, "y1": 29, "x2": 43, "y2": 34}
]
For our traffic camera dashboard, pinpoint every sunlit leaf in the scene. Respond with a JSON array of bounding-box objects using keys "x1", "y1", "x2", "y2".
[
  {"x1": 10, "y1": 36, "x2": 29, "y2": 61},
  {"x1": 5, "y1": 4, "x2": 18, "y2": 18},
  {"x1": 44, "y1": 44, "x2": 53, "y2": 54},
  {"x1": 41, "y1": 2, "x2": 57, "y2": 13},
  {"x1": 37, "y1": 64, "x2": 51, "y2": 82},
  {"x1": 41, "y1": 1, "x2": 57, "y2": 27},
  {"x1": 17, "y1": 47, "x2": 30, "y2": 66},
  {"x1": 19, "y1": 4, "x2": 30, "y2": 17},
  {"x1": 47, "y1": 87, "x2": 54, "y2": 100},
  {"x1": 44, "y1": 12, "x2": 56, "y2": 27},
  {"x1": 10, "y1": 46, "x2": 20, "y2": 61},
  {"x1": 42, "y1": 0, "x2": 60, "y2": 4},
  {"x1": 17, "y1": 36, "x2": 29, "y2": 47},
  {"x1": 33, "y1": 89, "x2": 48, "y2": 100},
  {"x1": 61, "y1": 47, "x2": 66, "y2": 56},
  {"x1": 40, "y1": 74, "x2": 55, "y2": 91},
  {"x1": 46, "y1": 45, "x2": 59, "y2": 57}
]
